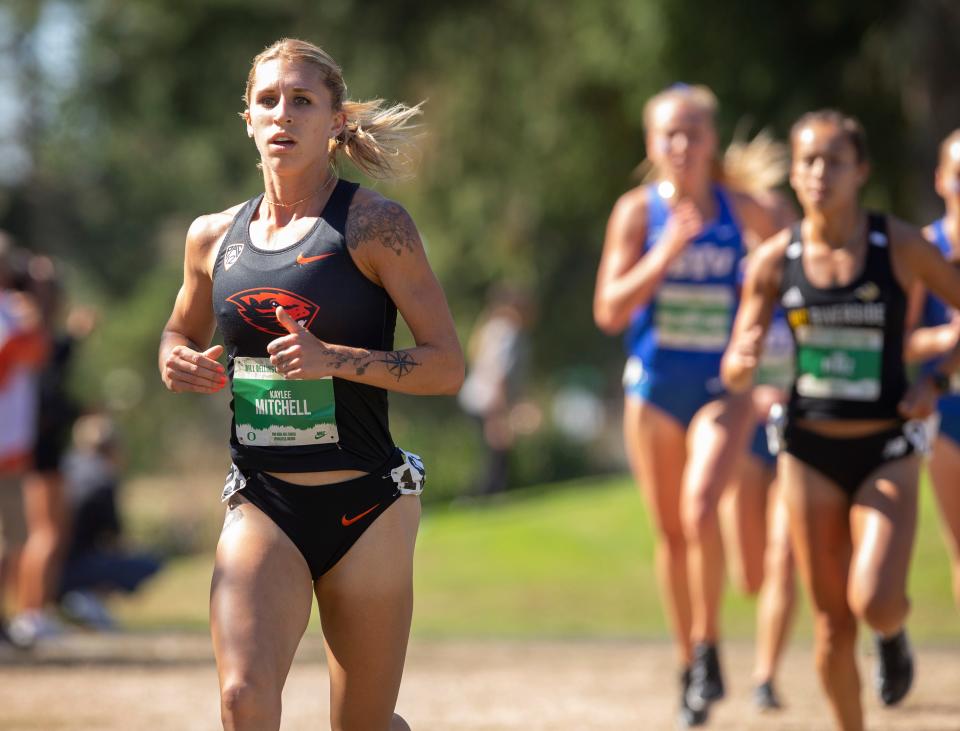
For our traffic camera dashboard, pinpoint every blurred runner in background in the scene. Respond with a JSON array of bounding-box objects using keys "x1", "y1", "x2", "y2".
[
  {"x1": 722, "y1": 109, "x2": 960, "y2": 731},
  {"x1": 594, "y1": 83, "x2": 787, "y2": 727},
  {"x1": 904, "y1": 128, "x2": 960, "y2": 612},
  {"x1": 719, "y1": 187, "x2": 798, "y2": 713}
]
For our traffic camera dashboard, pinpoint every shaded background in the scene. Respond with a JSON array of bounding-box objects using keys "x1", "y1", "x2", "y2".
[{"x1": 1, "y1": 0, "x2": 959, "y2": 499}]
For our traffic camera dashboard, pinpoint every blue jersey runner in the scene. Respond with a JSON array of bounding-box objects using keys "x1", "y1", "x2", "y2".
[
  {"x1": 622, "y1": 183, "x2": 744, "y2": 427},
  {"x1": 921, "y1": 218, "x2": 960, "y2": 445}
]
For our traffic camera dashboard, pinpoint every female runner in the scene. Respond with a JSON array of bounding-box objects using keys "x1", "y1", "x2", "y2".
[
  {"x1": 159, "y1": 38, "x2": 463, "y2": 731},
  {"x1": 905, "y1": 128, "x2": 960, "y2": 609},
  {"x1": 594, "y1": 83, "x2": 785, "y2": 726},
  {"x1": 722, "y1": 110, "x2": 960, "y2": 731}
]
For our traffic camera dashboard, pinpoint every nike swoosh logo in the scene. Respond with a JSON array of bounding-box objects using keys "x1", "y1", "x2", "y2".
[
  {"x1": 341, "y1": 503, "x2": 381, "y2": 527},
  {"x1": 296, "y1": 252, "x2": 336, "y2": 265}
]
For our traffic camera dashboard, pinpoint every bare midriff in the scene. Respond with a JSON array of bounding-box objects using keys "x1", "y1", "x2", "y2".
[
  {"x1": 794, "y1": 417, "x2": 902, "y2": 438},
  {"x1": 265, "y1": 469, "x2": 369, "y2": 486}
]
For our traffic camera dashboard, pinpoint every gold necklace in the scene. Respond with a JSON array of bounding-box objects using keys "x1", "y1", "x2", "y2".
[{"x1": 264, "y1": 171, "x2": 337, "y2": 208}]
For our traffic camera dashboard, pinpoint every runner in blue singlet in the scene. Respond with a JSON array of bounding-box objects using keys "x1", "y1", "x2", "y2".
[
  {"x1": 594, "y1": 83, "x2": 786, "y2": 727},
  {"x1": 905, "y1": 129, "x2": 960, "y2": 611},
  {"x1": 621, "y1": 180, "x2": 746, "y2": 424}
]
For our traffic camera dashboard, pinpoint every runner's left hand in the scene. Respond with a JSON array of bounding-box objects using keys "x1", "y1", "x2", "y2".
[{"x1": 267, "y1": 306, "x2": 356, "y2": 379}]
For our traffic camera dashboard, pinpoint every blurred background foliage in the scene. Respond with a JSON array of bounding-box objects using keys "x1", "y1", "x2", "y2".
[{"x1": 1, "y1": 0, "x2": 959, "y2": 498}]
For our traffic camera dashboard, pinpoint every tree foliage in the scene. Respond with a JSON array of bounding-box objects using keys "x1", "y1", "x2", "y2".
[{"x1": 1, "y1": 0, "x2": 958, "y2": 485}]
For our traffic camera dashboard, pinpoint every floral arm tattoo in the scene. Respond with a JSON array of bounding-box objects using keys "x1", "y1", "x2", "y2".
[
  {"x1": 340, "y1": 197, "x2": 423, "y2": 381},
  {"x1": 347, "y1": 198, "x2": 419, "y2": 256},
  {"x1": 323, "y1": 349, "x2": 421, "y2": 381}
]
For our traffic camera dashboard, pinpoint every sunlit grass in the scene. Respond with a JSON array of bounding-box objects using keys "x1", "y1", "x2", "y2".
[{"x1": 115, "y1": 472, "x2": 959, "y2": 641}]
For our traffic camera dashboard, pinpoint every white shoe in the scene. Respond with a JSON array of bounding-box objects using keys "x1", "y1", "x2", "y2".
[{"x1": 8, "y1": 610, "x2": 66, "y2": 648}]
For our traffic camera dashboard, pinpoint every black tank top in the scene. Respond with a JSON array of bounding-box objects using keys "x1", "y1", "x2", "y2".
[
  {"x1": 780, "y1": 213, "x2": 907, "y2": 421},
  {"x1": 212, "y1": 179, "x2": 397, "y2": 472}
]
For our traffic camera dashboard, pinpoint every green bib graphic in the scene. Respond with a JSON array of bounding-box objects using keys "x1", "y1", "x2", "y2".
[
  {"x1": 795, "y1": 326, "x2": 882, "y2": 401},
  {"x1": 232, "y1": 357, "x2": 339, "y2": 446},
  {"x1": 655, "y1": 284, "x2": 734, "y2": 351}
]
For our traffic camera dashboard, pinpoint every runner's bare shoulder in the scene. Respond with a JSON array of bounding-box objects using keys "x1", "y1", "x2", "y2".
[
  {"x1": 604, "y1": 185, "x2": 650, "y2": 270},
  {"x1": 607, "y1": 185, "x2": 650, "y2": 243},
  {"x1": 884, "y1": 214, "x2": 926, "y2": 250},
  {"x1": 747, "y1": 227, "x2": 793, "y2": 294},
  {"x1": 885, "y1": 213, "x2": 943, "y2": 290},
  {"x1": 185, "y1": 203, "x2": 247, "y2": 277}
]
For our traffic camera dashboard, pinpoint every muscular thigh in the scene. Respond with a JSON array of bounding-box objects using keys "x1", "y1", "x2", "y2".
[
  {"x1": 684, "y1": 392, "x2": 754, "y2": 506},
  {"x1": 317, "y1": 495, "x2": 421, "y2": 731},
  {"x1": 210, "y1": 494, "x2": 315, "y2": 690},
  {"x1": 849, "y1": 456, "x2": 919, "y2": 599},
  {"x1": 623, "y1": 396, "x2": 686, "y2": 536},
  {"x1": 779, "y1": 453, "x2": 852, "y2": 615},
  {"x1": 930, "y1": 435, "x2": 960, "y2": 557},
  {"x1": 720, "y1": 453, "x2": 773, "y2": 593}
]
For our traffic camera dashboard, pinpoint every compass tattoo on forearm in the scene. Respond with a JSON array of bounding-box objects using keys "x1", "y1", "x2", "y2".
[{"x1": 379, "y1": 351, "x2": 420, "y2": 380}]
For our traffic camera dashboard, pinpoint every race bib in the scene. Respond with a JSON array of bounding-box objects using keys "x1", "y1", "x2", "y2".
[
  {"x1": 232, "y1": 357, "x2": 339, "y2": 446},
  {"x1": 655, "y1": 284, "x2": 734, "y2": 351},
  {"x1": 795, "y1": 326, "x2": 882, "y2": 401}
]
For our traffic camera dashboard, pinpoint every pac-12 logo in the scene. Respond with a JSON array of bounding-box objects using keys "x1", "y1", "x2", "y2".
[
  {"x1": 226, "y1": 288, "x2": 320, "y2": 336},
  {"x1": 223, "y1": 242, "x2": 244, "y2": 271}
]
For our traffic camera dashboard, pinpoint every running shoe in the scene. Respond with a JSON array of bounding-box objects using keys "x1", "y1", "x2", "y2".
[
  {"x1": 686, "y1": 642, "x2": 725, "y2": 708},
  {"x1": 7, "y1": 609, "x2": 65, "y2": 648},
  {"x1": 677, "y1": 667, "x2": 708, "y2": 728},
  {"x1": 61, "y1": 590, "x2": 117, "y2": 631},
  {"x1": 875, "y1": 629, "x2": 914, "y2": 706},
  {"x1": 753, "y1": 680, "x2": 782, "y2": 711}
]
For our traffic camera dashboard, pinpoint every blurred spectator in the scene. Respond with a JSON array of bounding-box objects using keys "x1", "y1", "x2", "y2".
[
  {"x1": 9, "y1": 255, "x2": 94, "y2": 647},
  {"x1": 458, "y1": 286, "x2": 535, "y2": 495},
  {"x1": 0, "y1": 234, "x2": 48, "y2": 649},
  {"x1": 55, "y1": 413, "x2": 162, "y2": 630}
]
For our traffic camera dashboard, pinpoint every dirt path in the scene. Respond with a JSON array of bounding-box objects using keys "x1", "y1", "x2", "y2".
[{"x1": 2, "y1": 634, "x2": 957, "y2": 730}]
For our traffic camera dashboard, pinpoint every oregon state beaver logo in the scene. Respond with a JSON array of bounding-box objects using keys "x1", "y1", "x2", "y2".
[{"x1": 226, "y1": 288, "x2": 320, "y2": 336}]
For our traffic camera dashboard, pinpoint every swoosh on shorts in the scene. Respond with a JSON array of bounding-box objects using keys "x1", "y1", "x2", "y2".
[{"x1": 341, "y1": 503, "x2": 381, "y2": 527}]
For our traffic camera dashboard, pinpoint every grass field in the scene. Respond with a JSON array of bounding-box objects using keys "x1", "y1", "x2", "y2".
[{"x1": 114, "y1": 471, "x2": 960, "y2": 641}]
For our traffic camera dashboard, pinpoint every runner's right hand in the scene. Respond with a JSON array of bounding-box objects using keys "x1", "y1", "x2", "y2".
[
  {"x1": 161, "y1": 344, "x2": 226, "y2": 393},
  {"x1": 722, "y1": 324, "x2": 764, "y2": 393},
  {"x1": 659, "y1": 199, "x2": 704, "y2": 259}
]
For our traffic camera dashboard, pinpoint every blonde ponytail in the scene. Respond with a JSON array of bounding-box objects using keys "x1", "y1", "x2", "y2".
[
  {"x1": 719, "y1": 127, "x2": 789, "y2": 195},
  {"x1": 334, "y1": 99, "x2": 423, "y2": 180}
]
